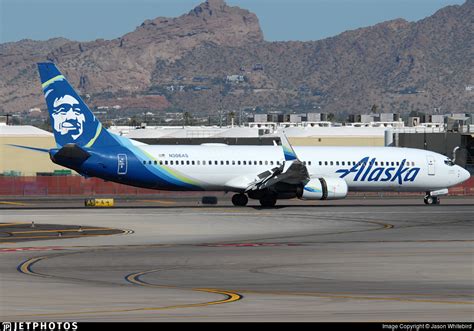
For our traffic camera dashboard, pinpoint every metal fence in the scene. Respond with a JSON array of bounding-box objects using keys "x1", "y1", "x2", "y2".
[
  {"x1": 0, "y1": 176, "x2": 472, "y2": 197},
  {"x1": 0, "y1": 176, "x2": 158, "y2": 196}
]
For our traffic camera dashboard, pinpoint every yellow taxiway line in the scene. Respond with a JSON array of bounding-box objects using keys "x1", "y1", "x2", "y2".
[
  {"x1": 14, "y1": 255, "x2": 242, "y2": 317},
  {"x1": 10, "y1": 228, "x2": 114, "y2": 235},
  {"x1": 0, "y1": 201, "x2": 30, "y2": 206}
]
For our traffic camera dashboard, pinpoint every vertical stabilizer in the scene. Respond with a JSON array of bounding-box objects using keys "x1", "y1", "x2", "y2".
[{"x1": 38, "y1": 63, "x2": 117, "y2": 148}]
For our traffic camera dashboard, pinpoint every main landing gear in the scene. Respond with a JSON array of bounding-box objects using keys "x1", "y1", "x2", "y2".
[
  {"x1": 231, "y1": 193, "x2": 278, "y2": 208},
  {"x1": 231, "y1": 193, "x2": 248, "y2": 207},
  {"x1": 424, "y1": 194, "x2": 440, "y2": 205},
  {"x1": 259, "y1": 195, "x2": 277, "y2": 208}
]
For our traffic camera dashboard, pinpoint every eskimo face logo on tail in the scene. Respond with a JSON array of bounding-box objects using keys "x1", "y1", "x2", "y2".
[
  {"x1": 43, "y1": 82, "x2": 99, "y2": 147},
  {"x1": 51, "y1": 94, "x2": 85, "y2": 140},
  {"x1": 336, "y1": 157, "x2": 420, "y2": 185}
]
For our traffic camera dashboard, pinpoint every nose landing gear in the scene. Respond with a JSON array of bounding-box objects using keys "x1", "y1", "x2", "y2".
[{"x1": 424, "y1": 194, "x2": 440, "y2": 205}]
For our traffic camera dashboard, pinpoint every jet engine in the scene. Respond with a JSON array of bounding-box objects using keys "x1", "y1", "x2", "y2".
[{"x1": 297, "y1": 177, "x2": 348, "y2": 200}]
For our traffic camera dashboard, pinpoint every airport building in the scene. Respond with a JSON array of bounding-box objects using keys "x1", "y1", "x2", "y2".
[
  {"x1": 0, "y1": 124, "x2": 68, "y2": 176},
  {"x1": 109, "y1": 124, "x2": 388, "y2": 147},
  {"x1": 1, "y1": 113, "x2": 472, "y2": 176}
]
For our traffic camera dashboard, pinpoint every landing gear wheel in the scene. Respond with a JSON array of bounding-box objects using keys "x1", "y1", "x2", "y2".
[
  {"x1": 232, "y1": 193, "x2": 248, "y2": 207},
  {"x1": 424, "y1": 195, "x2": 432, "y2": 205},
  {"x1": 424, "y1": 195, "x2": 440, "y2": 205},
  {"x1": 259, "y1": 196, "x2": 277, "y2": 208}
]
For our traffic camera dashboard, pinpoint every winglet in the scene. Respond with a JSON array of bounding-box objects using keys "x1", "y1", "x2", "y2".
[{"x1": 280, "y1": 131, "x2": 298, "y2": 161}]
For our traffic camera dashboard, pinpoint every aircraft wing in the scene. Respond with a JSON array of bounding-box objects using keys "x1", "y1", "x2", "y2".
[{"x1": 244, "y1": 132, "x2": 310, "y2": 192}]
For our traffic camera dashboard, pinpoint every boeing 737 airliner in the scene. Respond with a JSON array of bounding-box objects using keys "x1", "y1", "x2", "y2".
[{"x1": 16, "y1": 63, "x2": 470, "y2": 207}]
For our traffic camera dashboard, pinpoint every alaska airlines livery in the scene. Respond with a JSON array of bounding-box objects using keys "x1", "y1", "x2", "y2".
[{"x1": 20, "y1": 63, "x2": 470, "y2": 207}]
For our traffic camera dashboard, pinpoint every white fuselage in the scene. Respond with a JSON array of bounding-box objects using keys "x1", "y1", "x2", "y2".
[{"x1": 138, "y1": 144, "x2": 470, "y2": 193}]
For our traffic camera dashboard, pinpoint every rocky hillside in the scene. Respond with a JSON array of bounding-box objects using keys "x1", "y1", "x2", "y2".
[{"x1": 0, "y1": 0, "x2": 472, "y2": 117}]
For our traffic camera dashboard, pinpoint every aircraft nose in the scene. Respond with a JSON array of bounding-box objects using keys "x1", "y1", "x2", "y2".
[
  {"x1": 460, "y1": 168, "x2": 471, "y2": 183},
  {"x1": 455, "y1": 166, "x2": 471, "y2": 184}
]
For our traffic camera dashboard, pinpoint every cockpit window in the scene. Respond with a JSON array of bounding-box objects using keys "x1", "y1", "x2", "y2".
[{"x1": 444, "y1": 159, "x2": 455, "y2": 166}]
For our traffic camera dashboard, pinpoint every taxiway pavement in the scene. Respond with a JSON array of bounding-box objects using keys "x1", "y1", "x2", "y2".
[{"x1": 0, "y1": 197, "x2": 472, "y2": 321}]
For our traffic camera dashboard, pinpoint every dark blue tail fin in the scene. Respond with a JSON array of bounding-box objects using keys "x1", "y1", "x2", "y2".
[{"x1": 38, "y1": 63, "x2": 118, "y2": 148}]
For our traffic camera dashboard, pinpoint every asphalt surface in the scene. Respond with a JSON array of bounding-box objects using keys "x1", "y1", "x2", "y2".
[{"x1": 0, "y1": 196, "x2": 473, "y2": 322}]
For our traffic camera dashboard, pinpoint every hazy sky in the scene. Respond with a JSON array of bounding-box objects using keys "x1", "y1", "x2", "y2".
[{"x1": 0, "y1": 0, "x2": 465, "y2": 43}]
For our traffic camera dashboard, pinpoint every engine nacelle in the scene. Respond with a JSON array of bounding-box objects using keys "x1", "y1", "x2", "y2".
[{"x1": 297, "y1": 177, "x2": 348, "y2": 200}]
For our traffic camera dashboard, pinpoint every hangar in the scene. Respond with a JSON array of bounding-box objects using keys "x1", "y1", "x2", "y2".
[{"x1": 0, "y1": 124, "x2": 67, "y2": 176}]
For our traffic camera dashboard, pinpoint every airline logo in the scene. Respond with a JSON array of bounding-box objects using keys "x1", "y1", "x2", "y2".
[
  {"x1": 51, "y1": 94, "x2": 85, "y2": 140},
  {"x1": 336, "y1": 157, "x2": 420, "y2": 184}
]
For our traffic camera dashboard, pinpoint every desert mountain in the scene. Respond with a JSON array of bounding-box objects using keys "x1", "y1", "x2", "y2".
[{"x1": 0, "y1": 0, "x2": 472, "y2": 118}]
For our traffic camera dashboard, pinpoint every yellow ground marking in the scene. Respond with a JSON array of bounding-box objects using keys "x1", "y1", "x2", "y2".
[
  {"x1": 0, "y1": 201, "x2": 29, "y2": 206},
  {"x1": 13, "y1": 256, "x2": 242, "y2": 318},
  {"x1": 10, "y1": 228, "x2": 115, "y2": 235},
  {"x1": 18, "y1": 256, "x2": 51, "y2": 277},
  {"x1": 0, "y1": 233, "x2": 122, "y2": 241},
  {"x1": 126, "y1": 269, "x2": 242, "y2": 307},
  {"x1": 0, "y1": 222, "x2": 29, "y2": 227}
]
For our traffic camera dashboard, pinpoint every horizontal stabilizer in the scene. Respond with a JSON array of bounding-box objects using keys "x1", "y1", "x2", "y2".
[{"x1": 7, "y1": 144, "x2": 49, "y2": 153}]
